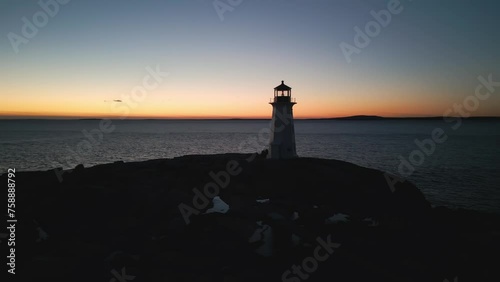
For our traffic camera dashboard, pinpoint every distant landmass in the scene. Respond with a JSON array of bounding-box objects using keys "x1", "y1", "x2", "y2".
[
  {"x1": 99, "y1": 116, "x2": 500, "y2": 121},
  {"x1": 314, "y1": 115, "x2": 387, "y2": 120},
  {"x1": 309, "y1": 115, "x2": 500, "y2": 121}
]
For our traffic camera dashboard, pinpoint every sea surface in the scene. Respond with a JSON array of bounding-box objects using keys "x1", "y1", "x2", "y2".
[{"x1": 1, "y1": 119, "x2": 499, "y2": 213}]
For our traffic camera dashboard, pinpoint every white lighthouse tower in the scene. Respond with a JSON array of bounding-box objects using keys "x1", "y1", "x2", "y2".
[{"x1": 268, "y1": 80, "x2": 298, "y2": 159}]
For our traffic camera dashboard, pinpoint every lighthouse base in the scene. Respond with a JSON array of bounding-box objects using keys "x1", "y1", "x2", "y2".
[
  {"x1": 268, "y1": 144, "x2": 298, "y2": 159},
  {"x1": 267, "y1": 100, "x2": 297, "y2": 160}
]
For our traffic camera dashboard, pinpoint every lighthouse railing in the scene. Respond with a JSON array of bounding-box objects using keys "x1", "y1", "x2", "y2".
[{"x1": 271, "y1": 96, "x2": 297, "y2": 103}]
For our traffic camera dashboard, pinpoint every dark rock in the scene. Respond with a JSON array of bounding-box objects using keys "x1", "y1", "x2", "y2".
[{"x1": 2, "y1": 154, "x2": 499, "y2": 282}]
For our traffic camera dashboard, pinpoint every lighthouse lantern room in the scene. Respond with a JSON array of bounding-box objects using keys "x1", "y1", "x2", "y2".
[{"x1": 268, "y1": 80, "x2": 298, "y2": 159}]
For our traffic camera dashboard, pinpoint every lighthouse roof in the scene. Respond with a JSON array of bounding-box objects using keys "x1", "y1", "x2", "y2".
[{"x1": 274, "y1": 80, "x2": 291, "y2": 91}]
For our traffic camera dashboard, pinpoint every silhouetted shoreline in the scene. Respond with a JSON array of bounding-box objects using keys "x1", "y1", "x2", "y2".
[{"x1": 3, "y1": 154, "x2": 500, "y2": 281}]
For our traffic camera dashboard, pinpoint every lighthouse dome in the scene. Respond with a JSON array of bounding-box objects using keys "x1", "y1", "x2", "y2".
[{"x1": 274, "y1": 80, "x2": 291, "y2": 91}]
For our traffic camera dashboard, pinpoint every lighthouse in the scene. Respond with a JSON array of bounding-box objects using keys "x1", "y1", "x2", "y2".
[{"x1": 268, "y1": 80, "x2": 298, "y2": 159}]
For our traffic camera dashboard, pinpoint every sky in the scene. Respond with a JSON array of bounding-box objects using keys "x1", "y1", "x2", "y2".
[{"x1": 1, "y1": 0, "x2": 499, "y2": 119}]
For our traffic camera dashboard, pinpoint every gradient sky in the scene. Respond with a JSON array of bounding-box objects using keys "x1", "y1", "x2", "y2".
[{"x1": 1, "y1": 0, "x2": 499, "y2": 118}]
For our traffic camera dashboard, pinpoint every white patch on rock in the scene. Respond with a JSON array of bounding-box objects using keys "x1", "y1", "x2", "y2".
[
  {"x1": 256, "y1": 199, "x2": 270, "y2": 203},
  {"x1": 204, "y1": 196, "x2": 230, "y2": 214},
  {"x1": 325, "y1": 213, "x2": 350, "y2": 224},
  {"x1": 248, "y1": 221, "x2": 273, "y2": 257}
]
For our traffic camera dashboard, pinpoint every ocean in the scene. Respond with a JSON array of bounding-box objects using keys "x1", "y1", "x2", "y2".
[{"x1": 1, "y1": 119, "x2": 499, "y2": 213}]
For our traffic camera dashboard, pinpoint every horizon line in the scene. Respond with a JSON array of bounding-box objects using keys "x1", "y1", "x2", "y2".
[{"x1": 1, "y1": 115, "x2": 500, "y2": 121}]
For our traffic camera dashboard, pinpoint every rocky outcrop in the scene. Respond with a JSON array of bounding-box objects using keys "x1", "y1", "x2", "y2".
[{"x1": 3, "y1": 154, "x2": 500, "y2": 281}]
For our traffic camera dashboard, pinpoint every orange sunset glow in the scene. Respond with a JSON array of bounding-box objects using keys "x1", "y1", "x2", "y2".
[{"x1": 1, "y1": 0, "x2": 499, "y2": 119}]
